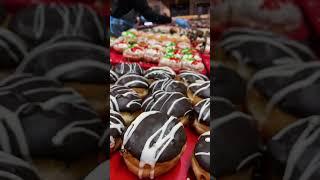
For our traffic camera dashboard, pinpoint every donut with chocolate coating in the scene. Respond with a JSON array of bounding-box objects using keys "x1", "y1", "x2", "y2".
[
  {"x1": 121, "y1": 111, "x2": 186, "y2": 179},
  {"x1": 113, "y1": 63, "x2": 143, "y2": 76},
  {"x1": 109, "y1": 110, "x2": 125, "y2": 153},
  {"x1": 150, "y1": 79, "x2": 187, "y2": 95},
  {"x1": 144, "y1": 66, "x2": 176, "y2": 81},
  {"x1": 192, "y1": 131, "x2": 210, "y2": 180},
  {"x1": 187, "y1": 81, "x2": 210, "y2": 105},
  {"x1": 178, "y1": 70, "x2": 209, "y2": 85}
]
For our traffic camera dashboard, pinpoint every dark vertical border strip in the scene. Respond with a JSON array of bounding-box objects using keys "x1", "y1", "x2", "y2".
[
  {"x1": 210, "y1": 0, "x2": 214, "y2": 180},
  {"x1": 106, "y1": 0, "x2": 110, "y2": 179}
]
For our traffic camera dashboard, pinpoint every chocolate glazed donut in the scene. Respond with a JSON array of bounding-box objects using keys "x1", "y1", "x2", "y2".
[
  {"x1": 0, "y1": 151, "x2": 41, "y2": 180},
  {"x1": 142, "y1": 91, "x2": 193, "y2": 125},
  {"x1": 187, "y1": 80, "x2": 210, "y2": 105},
  {"x1": 113, "y1": 63, "x2": 144, "y2": 76},
  {"x1": 109, "y1": 110, "x2": 125, "y2": 153},
  {"x1": 121, "y1": 111, "x2": 186, "y2": 179},
  {"x1": 149, "y1": 79, "x2": 187, "y2": 95},
  {"x1": 193, "y1": 98, "x2": 210, "y2": 134},
  {"x1": 247, "y1": 62, "x2": 320, "y2": 139},
  {"x1": 115, "y1": 74, "x2": 149, "y2": 98},
  {"x1": 212, "y1": 109, "x2": 261, "y2": 180},
  {"x1": 192, "y1": 131, "x2": 210, "y2": 180},
  {"x1": 267, "y1": 116, "x2": 320, "y2": 180},
  {"x1": 215, "y1": 28, "x2": 316, "y2": 80},
  {"x1": 110, "y1": 85, "x2": 142, "y2": 125},
  {"x1": 144, "y1": 66, "x2": 176, "y2": 82},
  {"x1": 16, "y1": 41, "x2": 107, "y2": 117},
  {"x1": 110, "y1": 69, "x2": 118, "y2": 84},
  {"x1": 178, "y1": 70, "x2": 209, "y2": 85}
]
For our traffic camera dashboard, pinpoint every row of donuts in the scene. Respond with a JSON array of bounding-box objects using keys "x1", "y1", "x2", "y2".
[
  {"x1": 212, "y1": 28, "x2": 320, "y2": 179},
  {"x1": 0, "y1": 74, "x2": 106, "y2": 179},
  {"x1": 109, "y1": 63, "x2": 211, "y2": 179}
]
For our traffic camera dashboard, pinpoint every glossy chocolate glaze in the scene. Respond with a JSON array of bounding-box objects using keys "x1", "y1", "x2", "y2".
[
  {"x1": 194, "y1": 132, "x2": 210, "y2": 172},
  {"x1": 16, "y1": 41, "x2": 107, "y2": 83},
  {"x1": 144, "y1": 67, "x2": 176, "y2": 80},
  {"x1": 178, "y1": 70, "x2": 209, "y2": 85},
  {"x1": 212, "y1": 110, "x2": 261, "y2": 177},
  {"x1": 113, "y1": 63, "x2": 143, "y2": 76},
  {"x1": 150, "y1": 79, "x2": 187, "y2": 95},
  {"x1": 268, "y1": 116, "x2": 320, "y2": 180},
  {"x1": 214, "y1": 65, "x2": 246, "y2": 105},
  {"x1": 0, "y1": 74, "x2": 103, "y2": 160},
  {"x1": 116, "y1": 74, "x2": 149, "y2": 89},
  {"x1": 123, "y1": 111, "x2": 186, "y2": 162},
  {"x1": 142, "y1": 91, "x2": 192, "y2": 118},
  {"x1": 110, "y1": 110, "x2": 125, "y2": 141},
  {"x1": 251, "y1": 63, "x2": 320, "y2": 118},
  {"x1": 110, "y1": 69, "x2": 118, "y2": 84},
  {"x1": 188, "y1": 81, "x2": 210, "y2": 99},
  {"x1": 219, "y1": 28, "x2": 316, "y2": 71},
  {"x1": 110, "y1": 85, "x2": 142, "y2": 112}
]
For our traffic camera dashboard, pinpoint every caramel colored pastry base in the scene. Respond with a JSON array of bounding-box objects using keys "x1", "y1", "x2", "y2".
[
  {"x1": 34, "y1": 155, "x2": 98, "y2": 180},
  {"x1": 193, "y1": 119, "x2": 209, "y2": 135},
  {"x1": 187, "y1": 90, "x2": 204, "y2": 105},
  {"x1": 122, "y1": 145, "x2": 186, "y2": 179},
  {"x1": 111, "y1": 138, "x2": 122, "y2": 154},
  {"x1": 191, "y1": 155, "x2": 210, "y2": 180},
  {"x1": 247, "y1": 88, "x2": 296, "y2": 140},
  {"x1": 179, "y1": 114, "x2": 191, "y2": 126},
  {"x1": 132, "y1": 87, "x2": 148, "y2": 99},
  {"x1": 121, "y1": 110, "x2": 142, "y2": 126},
  {"x1": 65, "y1": 83, "x2": 106, "y2": 117}
]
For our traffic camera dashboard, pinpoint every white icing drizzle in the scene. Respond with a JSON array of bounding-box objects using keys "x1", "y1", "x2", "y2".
[
  {"x1": 188, "y1": 80, "x2": 210, "y2": 97},
  {"x1": 195, "y1": 131, "x2": 210, "y2": 157},
  {"x1": 110, "y1": 70, "x2": 118, "y2": 81},
  {"x1": 236, "y1": 152, "x2": 262, "y2": 171},
  {"x1": 0, "y1": 76, "x2": 58, "y2": 91},
  {"x1": 0, "y1": 39, "x2": 20, "y2": 63},
  {"x1": 115, "y1": 74, "x2": 149, "y2": 88},
  {"x1": 45, "y1": 59, "x2": 106, "y2": 79},
  {"x1": 144, "y1": 66, "x2": 176, "y2": 79},
  {"x1": 0, "y1": 28, "x2": 27, "y2": 57},
  {"x1": 213, "y1": 111, "x2": 252, "y2": 129},
  {"x1": 178, "y1": 70, "x2": 208, "y2": 84},
  {"x1": 214, "y1": 96, "x2": 234, "y2": 107},
  {"x1": 110, "y1": 85, "x2": 141, "y2": 112},
  {"x1": 33, "y1": 4, "x2": 45, "y2": 40},
  {"x1": 150, "y1": 79, "x2": 184, "y2": 93},
  {"x1": 115, "y1": 63, "x2": 143, "y2": 75},
  {"x1": 52, "y1": 119, "x2": 101, "y2": 146},
  {"x1": 195, "y1": 98, "x2": 210, "y2": 122},
  {"x1": 0, "y1": 171, "x2": 24, "y2": 180}
]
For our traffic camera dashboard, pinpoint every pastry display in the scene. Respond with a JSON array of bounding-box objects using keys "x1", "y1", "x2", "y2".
[
  {"x1": 215, "y1": 28, "x2": 316, "y2": 80},
  {"x1": 187, "y1": 80, "x2": 210, "y2": 105},
  {"x1": 110, "y1": 85, "x2": 142, "y2": 125},
  {"x1": 120, "y1": 111, "x2": 187, "y2": 179},
  {"x1": 193, "y1": 98, "x2": 210, "y2": 134},
  {"x1": 191, "y1": 131, "x2": 210, "y2": 180}
]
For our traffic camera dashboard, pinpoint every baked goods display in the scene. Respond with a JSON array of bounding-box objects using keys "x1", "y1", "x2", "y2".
[
  {"x1": 111, "y1": 27, "x2": 207, "y2": 72},
  {"x1": 109, "y1": 61, "x2": 211, "y2": 179},
  {"x1": 213, "y1": 25, "x2": 320, "y2": 180}
]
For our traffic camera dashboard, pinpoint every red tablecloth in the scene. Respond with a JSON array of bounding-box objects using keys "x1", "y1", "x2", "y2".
[{"x1": 110, "y1": 127, "x2": 199, "y2": 180}]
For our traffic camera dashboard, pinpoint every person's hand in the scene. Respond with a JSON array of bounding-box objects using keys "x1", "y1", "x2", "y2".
[{"x1": 174, "y1": 18, "x2": 190, "y2": 29}]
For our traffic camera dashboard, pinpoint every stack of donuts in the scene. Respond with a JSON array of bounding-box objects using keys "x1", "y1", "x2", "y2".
[
  {"x1": 111, "y1": 27, "x2": 206, "y2": 72},
  {"x1": 212, "y1": 27, "x2": 320, "y2": 180},
  {"x1": 109, "y1": 62, "x2": 211, "y2": 179}
]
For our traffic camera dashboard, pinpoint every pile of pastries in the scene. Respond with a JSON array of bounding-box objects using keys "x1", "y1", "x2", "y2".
[
  {"x1": 109, "y1": 62, "x2": 211, "y2": 179},
  {"x1": 213, "y1": 27, "x2": 320, "y2": 180},
  {"x1": 110, "y1": 26, "x2": 208, "y2": 72}
]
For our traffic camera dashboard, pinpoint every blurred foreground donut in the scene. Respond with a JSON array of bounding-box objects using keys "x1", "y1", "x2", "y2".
[
  {"x1": 121, "y1": 111, "x2": 186, "y2": 179},
  {"x1": 84, "y1": 160, "x2": 109, "y2": 180}
]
